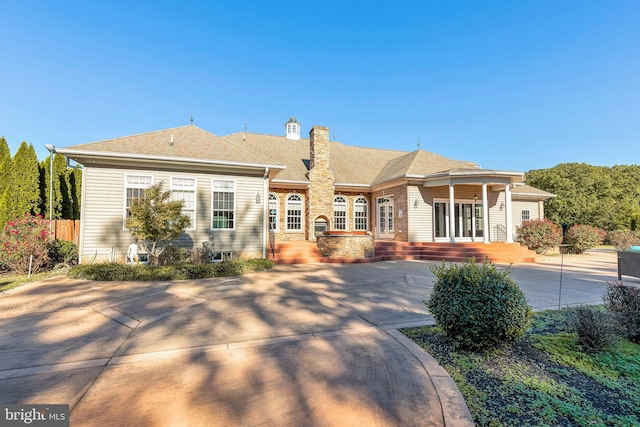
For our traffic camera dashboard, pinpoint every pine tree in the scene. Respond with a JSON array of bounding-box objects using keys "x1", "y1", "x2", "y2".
[{"x1": 6, "y1": 141, "x2": 41, "y2": 221}]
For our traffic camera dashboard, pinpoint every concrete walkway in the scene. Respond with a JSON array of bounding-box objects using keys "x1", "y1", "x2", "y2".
[{"x1": 0, "y1": 250, "x2": 629, "y2": 426}]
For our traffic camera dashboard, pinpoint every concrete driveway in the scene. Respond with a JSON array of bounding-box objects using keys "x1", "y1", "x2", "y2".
[{"x1": 0, "y1": 250, "x2": 628, "y2": 426}]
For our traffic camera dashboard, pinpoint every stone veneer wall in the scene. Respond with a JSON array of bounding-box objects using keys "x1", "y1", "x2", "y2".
[
  {"x1": 307, "y1": 126, "x2": 335, "y2": 240},
  {"x1": 372, "y1": 184, "x2": 409, "y2": 242},
  {"x1": 316, "y1": 234, "x2": 375, "y2": 258}
]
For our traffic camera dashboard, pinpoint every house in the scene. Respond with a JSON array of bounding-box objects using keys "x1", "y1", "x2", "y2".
[{"x1": 57, "y1": 117, "x2": 554, "y2": 264}]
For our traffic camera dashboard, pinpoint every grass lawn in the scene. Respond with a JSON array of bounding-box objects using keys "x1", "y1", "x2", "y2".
[
  {"x1": 0, "y1": 268, "x2": 70, "y2": 293},
  {"x1": 403, "y1": 309, "x2": 640, "y2": 427}
]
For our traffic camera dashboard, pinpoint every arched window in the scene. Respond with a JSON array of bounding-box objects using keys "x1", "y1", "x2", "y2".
[
  {"x1": 285, "y1": 193, "x2": 303, "y2": 231},
  {"x1": 268, "y1": 193, "x2": 279, "y2": 232},
  {"x1": 333, "y1": 195, "x2": 348, "y2": 230},
  {"x1": 354, "y1": 196, "x2": 368, "y2": 230}
]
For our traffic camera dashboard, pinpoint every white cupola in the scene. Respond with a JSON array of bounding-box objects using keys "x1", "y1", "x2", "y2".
[{"x1": 285, "y1": 116, "x2": 301, "y2": 140}]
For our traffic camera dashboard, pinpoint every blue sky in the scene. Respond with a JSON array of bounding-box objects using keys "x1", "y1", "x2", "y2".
[{"x1": 1, "y1": 1, "x2": 639, "y2": 172}]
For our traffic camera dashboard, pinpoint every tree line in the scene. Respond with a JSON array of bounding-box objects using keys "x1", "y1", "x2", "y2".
[
  {"x1": 0, "y1": 136, "x2": 81, "y2": 227},
  {"x1": 525, "y1": 163, "x2": 640, "y2": 232}
]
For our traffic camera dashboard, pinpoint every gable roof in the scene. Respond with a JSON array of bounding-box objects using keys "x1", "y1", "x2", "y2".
[{"x1": 61, "y1": 125, "x2": 285, "y2": 169}]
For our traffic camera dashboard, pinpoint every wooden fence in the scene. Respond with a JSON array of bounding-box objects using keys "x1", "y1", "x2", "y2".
[{"x1": 51, "y1": 220, "x2": 81, "y2": 244}]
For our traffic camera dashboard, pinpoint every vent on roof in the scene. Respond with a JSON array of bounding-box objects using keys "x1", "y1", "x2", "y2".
[{"x1": 170, "y1": 134, "x2": 174, "y2": 146}]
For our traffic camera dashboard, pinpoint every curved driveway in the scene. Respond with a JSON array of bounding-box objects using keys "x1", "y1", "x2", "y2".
[{"x1": 0, "y1": 251, "x2": 626, "y2": 426}]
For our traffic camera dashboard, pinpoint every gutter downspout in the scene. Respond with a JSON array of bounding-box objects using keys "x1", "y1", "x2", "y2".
[{"x1": 263, "y1": 167, "x2": 269, "y2": 259}]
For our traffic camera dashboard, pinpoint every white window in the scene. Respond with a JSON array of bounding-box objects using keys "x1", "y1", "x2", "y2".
[
  {"x1": 268, "y1": 193, "x2": 279, "y2": 232},
  {"x1": 211, "y1": 252, "x2": 233, "y2": 262},
  {"x1": 286, "y1": 193, "x2": 303, "y2": 231},
  {"x1": 212, "y1": 180, "x2": 235, "y2": 230},
  {"x1": 521, "y1": 209, "x2": 531, "y2": 222},
  {"x1": 171, "y1": 177, "x2": 196, "y2": 229},
  {"x1": 354, "y1": 196, "x2": 368, "y2": 230},
  {"x1": 124, "y1": 175, "x2": 153, "y2": 220},
  {"x1": 334, "y1": 195, "x2": 347, "y2": 230}
]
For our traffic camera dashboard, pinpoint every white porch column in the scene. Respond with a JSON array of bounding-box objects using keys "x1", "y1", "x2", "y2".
[
  {"x1": 482, "y1": 182, "x2": 489, "y2": 244},
  {"x1": 505, "y1": 184, "x2": 513, "y2": 243},
  {"x1": 449, "y1": 183, "x2": 456, "y2": 243}
]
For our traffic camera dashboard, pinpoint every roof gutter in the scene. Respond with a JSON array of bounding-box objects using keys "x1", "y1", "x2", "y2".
[{"x1": 55, "y1": 148, "x2": 287, "y2": 171}]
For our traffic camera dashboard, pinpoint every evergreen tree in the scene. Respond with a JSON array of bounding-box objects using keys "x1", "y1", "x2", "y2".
[
  {"x1": 6, "y1": 142, "x2": 41, "y2": 221},
  {"x1": 69, "y1": 167, "x2": 82, "y2": 220},
  {"x1": 0, "y1": 137, "x2": 11, "y2": 226},
  {"x1": 40, "y1": 154, "x2": 70, "y2": 219}
]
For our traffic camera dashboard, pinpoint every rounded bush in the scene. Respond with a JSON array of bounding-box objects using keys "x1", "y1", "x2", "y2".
[
  {"x1": 426, "y1": 259, "x2": 532, "y2": 350},
  {"x1": 607, "y1": 229, "x2": 640, "y2": 251},
  {"x1": 47, "y1": 239, "x2": 78, "y2": 268},
  {"x1": 516, "y1": 219, "x2": 563, "y2": 254},
  {"x1": 564, "y1": 224, "x2": 606, "y2": 254}
]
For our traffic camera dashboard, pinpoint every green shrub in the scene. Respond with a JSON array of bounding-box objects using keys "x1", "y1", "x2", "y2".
[
  {"x1": 47, "y1": 239, "x2": 78, "y2": 268},
  {"x1": 426, "y1": 259, "x2": 532, "y2": 350},
  {"x1": 516, "y1": 219, "x2": 563, "y2": 254},
  {"x1": 156, "y1": 245, "x2": 187, "y2": 265},
  {"x1": 68, "y1": 258, "x2": 274, "y2": 281},
  {"x1": 603, "y1": 281, "x2": 640, "y2": 343},
  {"x1": 564, "y1": 224, "x2": 606, "y2": 254},
  {"x1": 607, "y1": 229, "x2": 640, "y2": 251},
  {"x1": 566, "y1": 305, "x2": 621, "y2": 353}
]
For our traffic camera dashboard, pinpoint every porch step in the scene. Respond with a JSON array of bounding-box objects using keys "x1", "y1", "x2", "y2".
[
  {"x1": 269, "y1": 241, "x2": 324, "y2": 264},
  {"x1": 376, "y1": 241, "x2": 541, "y2": 264},
  {"x1": 270, "y1": 241, "x2": 540, "y2": 265}
]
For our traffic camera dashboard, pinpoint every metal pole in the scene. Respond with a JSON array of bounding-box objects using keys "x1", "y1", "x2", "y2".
[{"x1": 44, "y1": 145, "x2": 55, "y2": 239}]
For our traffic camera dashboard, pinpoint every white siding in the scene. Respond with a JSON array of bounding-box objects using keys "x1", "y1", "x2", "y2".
[
  {"x1": 80, "y1": 165, "x2": 265, "y2": 263},
  {"x1": 489, "y1": 191, "x2": 506, "y2": 242}
]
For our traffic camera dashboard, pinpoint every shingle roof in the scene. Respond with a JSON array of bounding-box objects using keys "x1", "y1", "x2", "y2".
[
  {"x1": 512, "y1": 184, "x2": 556, "y2": 198},
  {"x1": 224, "y1": 132, "x2": 478, "y2": 186},
  {"x1": 63, "y1": 125, "x2": 284, "y2": 167}
]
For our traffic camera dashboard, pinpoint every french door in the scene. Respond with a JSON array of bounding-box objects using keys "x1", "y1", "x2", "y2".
[
  {"x1": 434, "y1": 200, "x2": 483, "y2": 241},
  {"x1": 377, "y1": 197, "x2": 394, "y2": 239}
]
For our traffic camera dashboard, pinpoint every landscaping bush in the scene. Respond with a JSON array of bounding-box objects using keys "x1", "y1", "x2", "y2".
[
  {"x1": 566, "y1": 305, "x2": 621, "y2": 353},
  {"x1": 0, "y1": 214, "x2": 50, "y2": 274},
  {"x1": 47, "y1": 239, "x2": 78, "y2": 268},
  {"x1": 156, "y1": 245, "x2": 188, "y2": 265},
  {"x1": 516, "y1": 219, "x2": 563, "y2": 254},
  {"x1": 426, "y1": 259, "x2": 532, "y2": 350},
  {"x1": 68, "y1": 258, "x2": 274, "y2": 281},
  {"x1": 603, "y1": 281, "x2": 640, "y2": 343},
  {"x1": 564, "y1": 224, "x2": 606, "y2": 254},
  {"x1": 607, "y1": 229, "x2": 640, "y2": 251}
]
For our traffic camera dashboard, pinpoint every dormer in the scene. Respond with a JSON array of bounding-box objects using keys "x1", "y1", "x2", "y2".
[{"x1": 285, "y1": 116, "x2": 301, "y2": 140}]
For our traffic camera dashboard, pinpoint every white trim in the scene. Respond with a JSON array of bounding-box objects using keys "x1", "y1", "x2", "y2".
[
  {"x1": 170, "y1": 176, "x2": 197, "y2": 230},
  {"x1": 505, "y1": 184, "x2": 513, "y2": 243},
  {"x1": 56, "y1": 149, "x2": 286, "y2": 171},
  {"x1": 333, "y1": 195, "x2": 348, "y2": 230},
  {"x1": 268, "y1": 192, "x2": 279, "y2": 232},
  {"x1": 353, "y1": 196, "x2": 369, "y2": 231},
  {"x1": 285, "y1": 193, "x2": 305, "y2": 232},
  {"x1": 211, "y1": 178, "x2": 236, "y2": 231},
  {"x1": 123, "y1": 174, "x2": 154, "y2": 229}
]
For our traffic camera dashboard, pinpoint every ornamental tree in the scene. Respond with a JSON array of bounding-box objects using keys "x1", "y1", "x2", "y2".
[
  {"x1": 125, "y1": 181, "x2": 190, "y2": 265},
  {"x1": 0, "y1": 214, "x2": 50, "y2": 274},
  {"x1": 516, "y1": 218, "x2": 563, "y2": 254}
]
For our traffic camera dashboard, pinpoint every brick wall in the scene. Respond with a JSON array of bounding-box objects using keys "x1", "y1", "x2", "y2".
[{"x1": 372, "y1": 184, "x2": 409, "y2": 242}]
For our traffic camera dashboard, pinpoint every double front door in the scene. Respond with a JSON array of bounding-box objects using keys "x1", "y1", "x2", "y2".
[{"x1": 377, "y1": 197, "x2": 394, "y2": 239}]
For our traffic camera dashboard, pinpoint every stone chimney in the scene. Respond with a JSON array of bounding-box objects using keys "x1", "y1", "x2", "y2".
[{"x1": 307, "y1": 126, "x2": 335, "y2": 239}]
